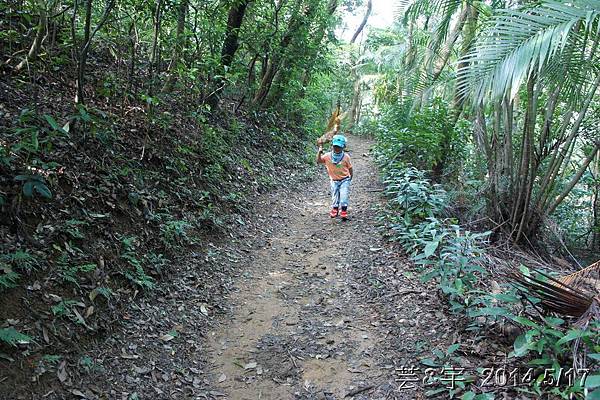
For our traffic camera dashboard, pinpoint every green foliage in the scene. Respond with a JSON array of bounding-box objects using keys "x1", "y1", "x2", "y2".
[
  {"x1": 375, "y1": 98, "x2": 468, "y2": 172},
  {"x1": 0, "y1": 270, "x2": 21, "y2": 290},
  {"x1": 14, "y1": 174, "x2": 52, "y2": 199},
  {"x1": 376, "y1": 136, "x2": 597, "y2": 397},
  {"x1": 51, "y1": 300, "x2": 79, "y2": 318},
  {"x1": 160, "y1": 219, "x2": 193, "y2": 249},
  {"x1": 63, "y1": 220, "x2": 88, "y2": 240},
  {"x1": 0, "y1": 250, "x2": 40, "y2": 291},
  {"x1": 59, "y1": 263, "x2": 96, "y2": 287},
  {"x1": 0, "y1": 327, "x2": 32, "y2": 347},
  {"x1": 119, "y1": 236, "x2": 155, "y2": 290}
]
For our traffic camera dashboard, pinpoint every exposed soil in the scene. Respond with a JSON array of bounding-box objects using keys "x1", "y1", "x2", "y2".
[
  {"x1": 3, "y1": 135, "x2": 470, "y2": 399},
  {"x1": 202, "y1": 135, "x2": 466, "y2": 400}
]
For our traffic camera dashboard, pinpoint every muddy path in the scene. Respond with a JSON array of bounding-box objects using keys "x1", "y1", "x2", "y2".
[{"x1": 204, "y1": 135, "x2": 446, "y2": 400}]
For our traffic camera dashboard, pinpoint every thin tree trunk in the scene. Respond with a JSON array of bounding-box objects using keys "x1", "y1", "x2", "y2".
[
  {"x1": 535, "y1": 72, "x2": 600, "y2": 212},
  {"x1": 127, "y1": 21, "x2": 137, "y2": 95},
  {"x1": 162, "y1": 0, "x2": 189, "y2": 93},
  {"x1": 350, "y1": 0, "x2": 371, "y2": 44},
  {"x1": 547, "y1": 145, "x2": 600, "y2": 216},
  {"x1": 592, "y1": 153, "x2": 600, "y2": 250},
  {"x1": 75, "y1": 0, "x2": 115, "y2": 104},
  {"x1": 452, "y1": 4, "x2": 478, "y2": 124},
  {"x1": 148, "y1": 0, "x2": 164, "y2": 95},
  {"x1": 266, "y1": 0, "x2": 338, "y2": 108},
  {"x1": 16, "y1": 0, "x2": 48, "y2": 71},
  {"x1": 251, "y1": 0, "x2": 304, "y2": 107},
  {"x1": 75, "y1": 0, "x2": 93, "y2": 104},
  {"x1": 430, "y1": 4, "x2": 469, "y2": 83},
  {"x1": 511, "y1": 76, "x2": 536, "y2": 240}
]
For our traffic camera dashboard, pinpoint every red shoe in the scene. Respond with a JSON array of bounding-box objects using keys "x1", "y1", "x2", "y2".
[
  {"x1": 329, "y1": 208, "x2": 339, "y2": 218},
  {"x1": 340, "y1": 209, "x2": 348, "y2": 219}
]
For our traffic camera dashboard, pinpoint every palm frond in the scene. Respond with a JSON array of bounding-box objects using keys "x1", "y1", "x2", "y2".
[
  {"x1": 457, "y1": 0, "x2": 600, "y2": 103},
  {"x1": 508, "y1": 268, "x2": 594, "y2": 317},
  {"x1": 558, "y1": 259, "x2": 600, "y2": 293},
  {"x1": 325, "y1": 103, "x2": 341, "y2": 132}
]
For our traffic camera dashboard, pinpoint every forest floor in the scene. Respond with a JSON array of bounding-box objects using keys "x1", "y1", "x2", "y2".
[
  {"x1": 202, "y1": 135, "x2": 445, "y2": 400},
  {"x1": 9, "y1": 135, "x2": 478, "y2": 400}
]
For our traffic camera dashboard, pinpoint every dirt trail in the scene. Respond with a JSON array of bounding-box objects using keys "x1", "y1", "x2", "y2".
[
  {"x1": 9, "y1": 135, "x2": 453, "y2": 400},
  {"x1": 205, "y1": 136, "x2": 428, "y2": 400}
]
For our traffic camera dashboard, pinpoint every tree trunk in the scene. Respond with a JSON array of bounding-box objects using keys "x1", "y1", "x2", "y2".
[
  {"x1": 148, "y1": 0, "x2": 164, "y2": 95},
  {"x1": 162, "y1": 0, "x2": 189, "y2": 93},
  {"x1": 75, "y1": 0, "x2": 115, "y2": 104},
  {"x1": 430, "y1": 4, "x2": 469, "y2": 83},
  {"x1": 75, "y1": 0, "x2": 93, "y2": 104},
  {"x1": 350, "y1": 0, "x2": 371, "y2": 44},
  {"x1": 16, "y1": 0, "x2": 48, "y2": 71},
  {"x1": 266, "y1": 0, "x2": 339, "y2": 108},
  {"x1": 205, "y1": 0, "x2": 251, "y2": 109},
  {"x1": 347, "y1": 72, "x2": 361, "y2": 130},
  {"x1": 592, "y1": 153, "x2": 600, "y2": 250},
  {"x1": 251, "y1": 0, "x2": 315, "y2": 108},
  {"x1": 127, "y1": 21, "x2": 137, "y2": 94}
]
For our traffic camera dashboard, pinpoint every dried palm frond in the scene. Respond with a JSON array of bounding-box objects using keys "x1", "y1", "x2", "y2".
[
  {"x1": 325, "y1": 104, "x2": 341, "y2": 132},
  {"x1": 507, "y1": 265, "x2": 598, "y2": 318},
  {"x1": 317, "y1": 104, "x2": 342, "y2": 146},
  {"x1": 557, "y1": 259, "x2": 600, "y2": 293}
]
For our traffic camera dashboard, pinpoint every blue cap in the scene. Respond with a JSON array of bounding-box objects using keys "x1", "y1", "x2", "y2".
[{"x1": 332, "y1": 134, "x2": 347, "y2": 148}]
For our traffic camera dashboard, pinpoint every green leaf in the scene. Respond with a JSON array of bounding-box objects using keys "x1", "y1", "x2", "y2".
[
  {"x1": 556, "y1": 329, "x2": 585, "y2": 345},
  {"x1": 586, "y1": 374, "x2": 600, "y2": 389},
  {"x1": 44, "y1": 114, "x2": 68, "y2": 134},
  {"x1": 461, "y1": 392, "x2": 475, "y2": 400},
  {"x1": 470, "y1": 307, "x2": 513, "y2": 318},
  {"x1": 446, "y1": 343, "x2": 460, "y2": 355},
  {"x1": 0, "y1": 327, "x2": 32, "y2": 346},
  {"x1": 422, "y1": 240, "x2": 439, "y2": 258},
  {"x1": 22, "y1": 181, "x2": 33, "y2": 198},
  {"x1": 527, "y1": 358, "x2": 552, "y2": 366},
  {"x1": 425, "y1": 388, "x2": 447, "y2": 397},
  {"x1": 33, "y1": 182, "x2": 52, "y2": 199},
  {"x1": 420, "y1": 357, "x2": 439, "y2": 367},
  {"x1": 513, "y1": 333, "x2": 531, "y2": 357},
  {"x1": 512, "y1": 315, "x2": 540, "y2": 329}
]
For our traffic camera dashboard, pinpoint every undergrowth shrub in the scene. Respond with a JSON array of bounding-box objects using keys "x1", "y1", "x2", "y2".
[
  {"x1": 375, "y1": 98, "x2": 469, "y2": 173},
  {"x1": 374, "y1": 145, "x2": 599, "y2": 398}
]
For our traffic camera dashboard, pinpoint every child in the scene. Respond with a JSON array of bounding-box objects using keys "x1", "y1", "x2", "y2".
[{"x1": 316, "y1": 134, "x2": 353, "y2": 219}]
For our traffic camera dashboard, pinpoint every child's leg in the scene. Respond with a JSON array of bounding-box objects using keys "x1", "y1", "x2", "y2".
[
  {"x1": 330, "y1": 180, "x2": 340, "y2": 208},
  {"x1": 339, "y1": 178, "x2": 351, "y2": 210}
]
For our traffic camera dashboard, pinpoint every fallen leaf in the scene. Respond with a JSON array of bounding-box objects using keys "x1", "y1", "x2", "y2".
[
  {"x1": 218, "y1": 373, "x2": 226, "y2": 383},
  {"x1": 70, "y1": 389, "x2": 87, "y2": 398},
  {"x1": 200, "y1": 305, "x2": 209, "y2": 316},
  {"x1": 42, "y1": 326, "x2": 50, "y2": 344},
  {"x1": 160, "y1": 333, "x2": 175, "y2": 342},
  {"x1": 244, "y1": 362, "x2": 257, "y2": 370},
  {"x1": 57, "y1": 361, "x2": 68, "y2": 382}
]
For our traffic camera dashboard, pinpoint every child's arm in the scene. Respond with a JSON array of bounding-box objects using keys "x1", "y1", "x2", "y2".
[{"x1": 316, "y1": 146, "x2": 325, "y2": 164}]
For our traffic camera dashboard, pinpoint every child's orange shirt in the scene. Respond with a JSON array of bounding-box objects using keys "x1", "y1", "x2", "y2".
[{"x1": 322, "y1": 152, "x2": 352, "y2": 180}]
